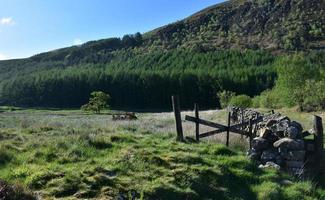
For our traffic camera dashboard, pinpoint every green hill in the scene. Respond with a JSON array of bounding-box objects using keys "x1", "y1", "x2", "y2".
[{"x1": 0, "y1": 0, "x2": 324, "y2": 109}]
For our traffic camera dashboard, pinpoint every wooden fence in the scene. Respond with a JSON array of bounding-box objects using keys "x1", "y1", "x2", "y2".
[
  {"x1": 171, "y1": 95, "x2": 263, "y2": 147},
  {"x1": 171, "y1": 96, "x2": 324, "y2": 161}
]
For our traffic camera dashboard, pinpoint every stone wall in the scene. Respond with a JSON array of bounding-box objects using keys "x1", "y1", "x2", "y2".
[{"x1": 229, "y1": 107, "x2": 310, "y2": 176}]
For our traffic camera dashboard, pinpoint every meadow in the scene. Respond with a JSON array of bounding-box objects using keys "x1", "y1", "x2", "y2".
[{"x1": 0, "y1": 107, "x2": 325, "y2": 199}]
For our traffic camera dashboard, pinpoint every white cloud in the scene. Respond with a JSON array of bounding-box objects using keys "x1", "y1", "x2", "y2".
[
  {"x1": 73, "y1": 38, "x2": 83, "y2": 46},
  {"x1": 0, "y1": 53, "x2": 9, "y2": 60},
  {"x1": 0, "y1": 17, "x2": 15, "y2": 26}
]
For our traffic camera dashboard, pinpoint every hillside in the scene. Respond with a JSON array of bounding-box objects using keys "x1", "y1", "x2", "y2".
[
  {"x1": 148, "y1": 0, "x2": 325, "y2": 51},
  {"x1": 0, "y1": 0, "x2": 324, "y2": 109}
]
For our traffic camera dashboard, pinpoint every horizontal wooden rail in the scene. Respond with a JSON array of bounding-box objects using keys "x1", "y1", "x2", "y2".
[
  {"x1": 199, "y1": 129, "x2": 225, "y2": 138},
  {"x1": 185, "y1": 115, "x2": 227, "y2": 130},
  {"x1": 185, "y1": 115, "x2": 263, "y2": 138}
]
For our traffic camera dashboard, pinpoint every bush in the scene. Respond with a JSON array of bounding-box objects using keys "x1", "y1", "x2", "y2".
[
  {"x1": 217, "y1": 90, "x2": 235, "y2": 108},
  {"x1": 258, "y1": 90, "x2": 282, "y2": 109},
  {"x1": 252, "y1": 96, "x2": 261, "y2": 108},
  {"x1": 229, "y1": 95, "x2": 252, "y2": 108},
  {"x1": 299, "y1": 80, "x2": 325, "y2": 111}
]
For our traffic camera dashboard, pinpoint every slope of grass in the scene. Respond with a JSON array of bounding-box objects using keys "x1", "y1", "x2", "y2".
[{"x1": 0, "y1": 109, "x2": 324, "y2": 199}]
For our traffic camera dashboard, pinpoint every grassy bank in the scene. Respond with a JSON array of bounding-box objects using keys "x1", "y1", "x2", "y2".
[{"x1": 0, "y1": 108, "x2": 324, "y2": 199}]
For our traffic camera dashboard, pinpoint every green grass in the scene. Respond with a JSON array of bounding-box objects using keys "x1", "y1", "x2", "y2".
[{"x1": 0, "y1": 108, "x2": 324, "y2": 199}]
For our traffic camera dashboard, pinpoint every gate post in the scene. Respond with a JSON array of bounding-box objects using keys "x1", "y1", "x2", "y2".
[
  {"x1": 172, "y1": 95, "x2": 184, "y2": 142},
  {"x1": 226, "y1": 112, "x2": 231, "y2": 147},
  {"x1": 249, "y1": 118, "x2": 253, "y2": 148},
  {"x1": 194, "y1": 103, "x2": 200, "y2": 142},
  {"x1": 314, "y1": 115, "x2": 324, "y2": 160}
]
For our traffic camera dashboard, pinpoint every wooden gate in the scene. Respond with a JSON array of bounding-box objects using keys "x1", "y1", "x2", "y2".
[{"x1": 184, "y1": 103, "x2": 263, "y2": 146}]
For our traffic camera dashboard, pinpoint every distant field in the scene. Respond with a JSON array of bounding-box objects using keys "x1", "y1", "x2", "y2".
[{"x1": 0, "y1": 108, "x2": 324, "y2": 199}]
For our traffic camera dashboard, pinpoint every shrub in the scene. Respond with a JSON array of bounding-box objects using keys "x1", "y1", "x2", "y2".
[
  {"x1": 217, "y1": 90, "x2": 235, "y2": 109},
  {"x1": 252, "y1": 96, "x2": 261, "y2": 108},
  {"x1": 299, "y1": 80, "x2": 325, "y2": 111},
  {"x1": 229, "y1": 95, "x2": 252, "y2": 108},
  {"x1": 258, "y1": 90, "x2": 282, "y2": 109}
]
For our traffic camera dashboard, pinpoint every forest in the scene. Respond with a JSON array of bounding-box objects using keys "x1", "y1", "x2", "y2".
[{"x1": 0, "y1": 49, "x2": 277, "y2": 109}]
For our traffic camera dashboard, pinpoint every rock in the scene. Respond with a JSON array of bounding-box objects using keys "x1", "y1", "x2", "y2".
[
  {"x1": 247, "y1": 148, "x2": 261, "y2": 161},
  {"x1": 285, "y1": 161, "x2": 304, "y2": 168},
  {"x1": 289, "y1": 167, "x2": 304, "y2": 177},
  {"x1": 273, "y1": 138, "x2": 304, "y2": 150},
  {"x1": 280, "y1": 179, "x2": 293, "y2": 185},
  {"x1": 278, "y1": 146, "x2": 288, "y2": 154},
  {"x1": 290, "y1": 121, "x2": 303, "y2": 133},
  {"x1": 259, "y1": 162, "x2": 281, "y2": 170},
  {"x1": 275, "y1": 155, "x2": 284, "y2": 166},
  {"x1": 265, "y1": 133, "x2": 280, "y2": 144},
  {"x1": 276, "y1": 120, "x2": 290, "y2": 132},
  {"x1": 277, "y1": 116, "x2": 290, "y2": 122},
  {"x1": 266, "y1": 120, "x2": 277, "y2": 128},
  {"x1": 281, "y1": 151, "x2": 305, "y2": 161},
  {"x1": 309, "y1": 128, "x2": 316, "y2": 135},
  {"x1": 259, "y1": 128, "x2": 272, "y2": 138},
  {"x1": 285, "y1": 126, "x2": 300, "y2": 139},
  {"x1": 302, "y1": 131, "x2": 312, "y2": 138},
  {"x1": 305, "y1": 143, "x2": 315, "y2": 151},
  {"x1": 261, "y1": 149, "x2": 278, "y2": 162},
  {"x1": 251, "y1": 137, "x2": 269, "y2": 151}
]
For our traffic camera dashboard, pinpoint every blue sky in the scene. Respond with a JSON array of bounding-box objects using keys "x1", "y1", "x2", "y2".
[{"x1": 0, "y1": 0, "x2": 225, "y2": 60}]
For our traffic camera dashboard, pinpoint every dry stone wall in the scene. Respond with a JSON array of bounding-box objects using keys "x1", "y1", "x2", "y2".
[{"x1": 230, "y1": 107, "x2": 308, "y2": 176}]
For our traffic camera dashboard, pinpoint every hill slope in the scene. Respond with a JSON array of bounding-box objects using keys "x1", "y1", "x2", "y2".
[
  {"x1": 0, "y1": 0, "x2": 324, "y2": 108},
  {"x1": 148, "y1": 0, "x2": 325, "y2": 51}
]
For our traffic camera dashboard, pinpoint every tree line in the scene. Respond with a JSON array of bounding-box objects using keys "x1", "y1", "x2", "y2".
[{"x1": 0, "y1": 49, "x2": 276, "y2": 110}]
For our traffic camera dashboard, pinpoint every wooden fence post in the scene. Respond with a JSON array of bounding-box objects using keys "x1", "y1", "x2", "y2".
[
  {"x1": 314, "y1": 115, "x2": 324, "y2": 159},
  {"x1": 240, "y1": 109, "x2": 244, "y2": 139},
  {"x1": 249, "y1": 118, "x2": 253, "y2": 148},
  {"x1": 194, "y1": 103, "x2": 200, "y2": 142},
  {"x1": 172, "y1": 95, "x2": 183, "y2": 142},
  {"x1": 226, "y1": 112, "x2": 231, "y2": 147}
]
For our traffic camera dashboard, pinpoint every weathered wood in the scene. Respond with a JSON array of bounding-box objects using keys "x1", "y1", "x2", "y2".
[
  {"x1": 172, "y1": 95, "x2": 183, "y2": 142},
  {"x1": 240, "y1": 109, "x2": 244, "y2": 138},
  {"x1": 194, "y1": 103, "x2": 199, "y2": 142},
  {"x1": 314, "y1": 115, "x2": 324, "y2": 158},
  {"x1": 199, "y1": 129, "x2": 225, "y2": 138},
  {"x1": 249, "y1": 118, "x2": 253, "y2": 148},
  {"x1": 185, "y1": 115, "x2": 227, "y2": 130},
  {"x1": 185, "y1": 115, "x2": 259, "y2": 137},
  {"x1": 226, "y1": 112, "x2": 231, "y2": 147}
]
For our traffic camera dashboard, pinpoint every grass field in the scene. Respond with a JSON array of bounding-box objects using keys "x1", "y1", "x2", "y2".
[{"x1": 0, "y1": 107, "x2": 325, "y2": 199}]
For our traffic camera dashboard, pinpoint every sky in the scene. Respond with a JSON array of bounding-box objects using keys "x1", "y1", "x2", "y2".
[{"x1": 0, "y1": 0, "x2": 225, "y2": 60}]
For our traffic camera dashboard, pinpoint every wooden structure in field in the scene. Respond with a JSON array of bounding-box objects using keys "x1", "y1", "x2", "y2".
[
  {"x1": 171, "y1": 95, "x2": 263, "y2": 146},
  {"x1": 171, "y1": 96, "x2": 324, "y2": 164},
  {"x1": 185, "y1": 107, "x2": 263, "y2": 147}
]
